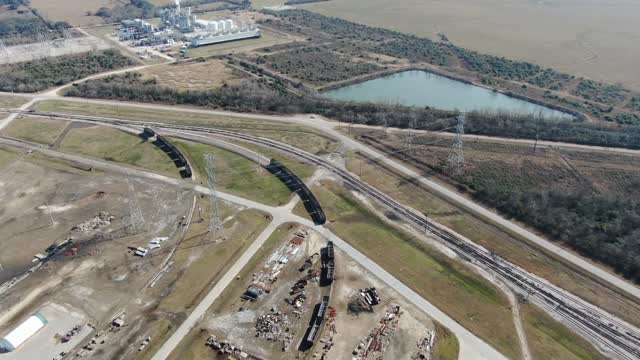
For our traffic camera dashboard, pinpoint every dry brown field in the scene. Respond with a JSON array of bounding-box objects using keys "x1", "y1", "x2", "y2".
[
  {"x1": 29, "y1": 0, "x2": 118, "y2": 26},
  {"x1": 139, "y1": 60, "x2": 247, "y2": 90},
  {"x1": 297, "y1": 0, "x2": 640, "y2": 91}
]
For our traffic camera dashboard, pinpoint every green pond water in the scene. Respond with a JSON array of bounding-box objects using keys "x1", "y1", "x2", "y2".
[{"x1": 323, "y1": 70, "x2": 573, "y2": 119}]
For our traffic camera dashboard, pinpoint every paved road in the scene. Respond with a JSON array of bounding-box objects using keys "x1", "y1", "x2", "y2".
[
  {"x1": 0, "y1": 98, "x2": 36, "y2": 131},
  {"x1": 1, "y1": 136, "x2": 506, "y2": 360},
  {"x1": 10, "y1": 95, "x2": 637, "y2": 301}
]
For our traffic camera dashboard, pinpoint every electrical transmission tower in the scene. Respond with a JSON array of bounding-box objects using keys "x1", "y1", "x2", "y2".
[
  {"x1": 379, "y1": 112, "x2": 388, "y2": 137},
  {"x1": 446, "y1": 113, "x2": 466, "y2": 173},
  {"x1": 0, "y1": 39, "x2": 9, "y2": 58},
  {"x1": 62, "y1": 28, "x2": 73, "y2": 47},
  {"x1": 127, "y1": 176, "x2": 146, "y2": 232},
  {"x1": 405, "y1": 111, "x2": 417, "y2": 157},
  {"x1": 205, "y1": 153, "x2": 226, "y2": 241}
]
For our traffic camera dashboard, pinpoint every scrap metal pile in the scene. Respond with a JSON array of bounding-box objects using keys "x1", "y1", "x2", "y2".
[
  {"x1": 206, "y1": 335, "x2": 262, "y2": 359},
  {"x1": 254, "y1": 308, "x2": 295, "y2": 351},
  {"x1": 353, "y1": 304, "x2": 402, "y2": 359},
  {"x1": 411, "y1": 331, "x2": 435, "y2": 360},
  {"x1": 242, "y1": 230, "x2": 308, "y2": 302},
  {"x1": 348, "y1": 287, "x2": 381, "y2": 314},
  {"x1": 71, "y1": 211, "x2": 114, "y2": 232}
]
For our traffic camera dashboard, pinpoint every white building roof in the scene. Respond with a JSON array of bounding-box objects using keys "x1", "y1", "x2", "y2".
[{"x1": 2, "y1": 313, "x2": 47, "y2": 350}]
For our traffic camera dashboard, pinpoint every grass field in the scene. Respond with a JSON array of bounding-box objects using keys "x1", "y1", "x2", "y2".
[
  {"x1": 297, "y1": 0, "x2": 640, "y2": 90},
  {"x1": 139, "y1": 60, "x2": 246, "y2": 90},
  {"x1": 2, "y1": 117, "x2": 68, "y2": 145},
  {"x1": 165, "y1": 222, "x2": 296, "y2": 360},
  {"x1": 60, "y1": 126, "x2": 178, "y2": 177},
  {"x1": 172, "y1": 139, "x2": 296, "y2": 206},
  {"x1": 296, "y1": 179, "x2": 522, "y2": 359},
  {"x1": 345, "y1": 130, "x2": 640, "y2": 328},
  {"x1": 432, "y1": 323, "x2": 459, "y2": 360},
  {"x1": 0, "y1": 146, "x2": 18, "y2": 169},
  {"x1": 34, "y1": 100, "x2": 338, "y2": 154},
  {"x1": 521, "y1": 303, "x2": 606, "y2": 360},
  {"x1": 158, "y1": 207, "x2": 270, "y2": 312},
  {"x1": 0, "y1": 96, "x2": 29, "y2": 109}
]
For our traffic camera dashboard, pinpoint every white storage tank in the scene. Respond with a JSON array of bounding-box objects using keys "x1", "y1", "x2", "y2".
[{"x1": 0, "y1": 312, "x2": 48, "y2": 353}]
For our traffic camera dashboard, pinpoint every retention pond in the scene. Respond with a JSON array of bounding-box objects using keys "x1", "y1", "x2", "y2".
[{"x1": 323, "y1": 70, "x2": 573, "y2": 119}]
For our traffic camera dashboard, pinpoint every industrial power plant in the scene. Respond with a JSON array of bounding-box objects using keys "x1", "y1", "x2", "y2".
[{"x1": 118, "y1": 0, "x2": 260, "y2": 48}]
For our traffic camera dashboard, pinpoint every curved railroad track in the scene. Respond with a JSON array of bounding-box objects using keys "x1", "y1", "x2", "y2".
[{"x1": 9, "y1": 108, "x2": 640, "y2": 359}]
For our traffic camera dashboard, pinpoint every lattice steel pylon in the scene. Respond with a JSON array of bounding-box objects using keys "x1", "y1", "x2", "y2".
[
  {"x1": 0, "y1": 39, "x2": 9, "y2": 58},
  {"x1": 62, "y1": 28, "x2": 73, "y2": 47},
  {"x1": 379, "y1": 112, "x2": 388, "y2": 137},
  {"x1": 447, "y1": 113, "x2": 466, "y2": 173},
  {"x1": 405, "y1": 111, "x2": 417, "y2": 156},
  {"x1": 205, "y1": 153, "x2": 226, "y2": 240},
  {"x1": 127, "y1": 176, "x2": 146, "y2": 232}
]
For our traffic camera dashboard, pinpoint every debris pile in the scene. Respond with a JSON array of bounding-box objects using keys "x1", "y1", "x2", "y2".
[
  {"x1": 71, "y1": 212, "x2": 115, "y2": 232},
  {"x1": 254, "y1": 308, "x2": 294, "y2": 350},
  {"x1": 286, "y1": 268, "x2": 320, "y2": 312},
  {"x1": 241, "y1": 230, "x2": 307, "y2": 302},
  {"x1": 314, "y1": 306, "x2": 338, "y2": 359},
  {"x1": 61, "y1": 324, "x2": 84, "y2": 343},
  {"x1": 411, "y1": 331, "x2": 435, "y2": 360},
  {"x1": 77, "y1": 328, "x2": 108, "y2": 357},
  {"x1": 299, "y1": 252, "x2": 319, "y2": 272},
  {"x1": 352, "y1": 304, "x2": 402, "y2": 359},
  {"x1": 348, "y1": 287, "x2": 380, "y2": 314},
  {"x1": 206, "y1": 335, "x2": 261, "y2": 359}
]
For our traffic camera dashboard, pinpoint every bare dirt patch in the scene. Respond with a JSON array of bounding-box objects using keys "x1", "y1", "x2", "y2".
[{"x1": 140, "y1": 60, "x2": 247, "y2": 90}]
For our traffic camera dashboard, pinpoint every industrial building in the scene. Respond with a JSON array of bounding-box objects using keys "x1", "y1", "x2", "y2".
[
  {"x1": 118, "y1": 0, "x2": 260, "y2": 48},
  {"x1": 0, "y1": 312, "x2": 48, "y2": 352}
]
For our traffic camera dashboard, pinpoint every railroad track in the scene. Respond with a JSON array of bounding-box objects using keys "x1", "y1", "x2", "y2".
[{"x1": 9, "y1": 108, "x2": 640, "y2": 359}]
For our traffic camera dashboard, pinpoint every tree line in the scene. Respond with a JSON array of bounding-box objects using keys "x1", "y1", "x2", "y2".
[
  {"x1": 471, "y1": 181, "x2": 640, "y2": 281},
  {"x1": 64, "y1": 72, "x2": 640, "y2": 150}
]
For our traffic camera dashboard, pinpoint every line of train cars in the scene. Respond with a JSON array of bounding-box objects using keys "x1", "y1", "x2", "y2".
[
  {"x1": 265, "y1": 159, "x2": 326, "y2": 225},
  {"x1": 141, "y1": 128, "x2": 192, "y2": 178}
]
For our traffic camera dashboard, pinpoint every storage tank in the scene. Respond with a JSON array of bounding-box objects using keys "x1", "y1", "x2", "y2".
[
  {"x1": 0, "y1": 312, "x2": 48, "y2": 353},
  {"x1": 225, "y1": 19, "x2": 233, "y2": 31}
]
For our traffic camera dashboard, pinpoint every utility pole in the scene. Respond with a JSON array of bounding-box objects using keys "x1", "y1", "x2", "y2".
[
  {"x1": 205, "y1": 153, "x2": 226, "y2": 241},
  {"x1": 127, "y1": 176, "x2": 146, "y2": 232},
  {"x1": 446, "y1": 113, "x2": 466, "y2": 174}
]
